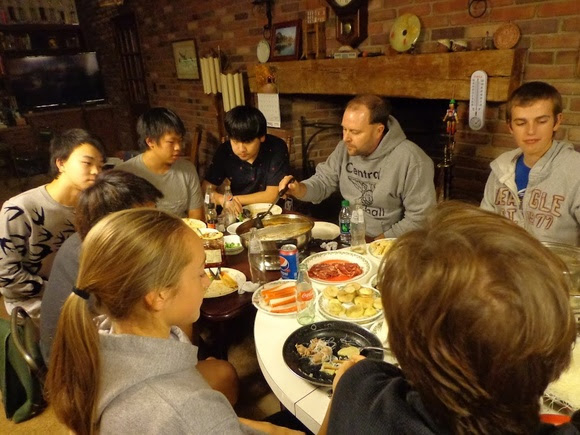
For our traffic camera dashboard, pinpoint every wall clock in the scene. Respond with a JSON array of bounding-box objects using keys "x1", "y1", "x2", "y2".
[{"x1": 325, "y1": 0, "x2": 368, "y2": 48}]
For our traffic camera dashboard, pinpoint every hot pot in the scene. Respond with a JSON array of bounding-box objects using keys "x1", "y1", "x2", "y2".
[
  {"x1": 542, "y1": 242, "x2": 580, "y2": 326},
  {"x1": 236, "y1": 214, "x2": 314, "y2": 270}
]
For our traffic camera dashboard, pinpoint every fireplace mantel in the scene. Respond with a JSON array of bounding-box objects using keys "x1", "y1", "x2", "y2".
[{"x1": 248, "y1": 49, "x2": 526, "y2": 102}]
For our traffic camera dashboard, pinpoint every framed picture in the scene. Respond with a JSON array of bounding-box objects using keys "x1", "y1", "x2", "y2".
[
  {"x1": 270, "y1": 20, "x2": 302, "y2": 61},
  {"x1": 172, "y1": 39, "x2": 200, "y2": 80}
]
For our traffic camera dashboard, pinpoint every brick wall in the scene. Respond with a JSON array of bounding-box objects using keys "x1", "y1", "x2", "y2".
[{"x1": 76, "y1": 0, "x2": 579, "y2": 202}]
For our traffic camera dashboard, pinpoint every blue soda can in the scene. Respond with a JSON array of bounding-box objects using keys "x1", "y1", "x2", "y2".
[{"x1": 279, "y1": 244, "x2": 299, "y2": 279}]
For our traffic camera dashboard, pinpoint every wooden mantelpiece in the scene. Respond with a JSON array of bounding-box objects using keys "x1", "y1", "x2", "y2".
[{"x1": 249, "y1": 49, "x2": 526, "y2": 102}]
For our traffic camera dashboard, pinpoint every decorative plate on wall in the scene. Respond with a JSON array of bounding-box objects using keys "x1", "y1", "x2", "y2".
[
  {"x1": 493, "y1": 23, "x2": 520, "y2": 49},
  {"x1": 257, "y1": 39, "x2": 271, "y2": 63},
  {"x1": 389, "y1": 13, "x2": 421, "y2": 53}
]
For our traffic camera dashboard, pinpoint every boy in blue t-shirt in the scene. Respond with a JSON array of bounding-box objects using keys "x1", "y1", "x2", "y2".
[{"x1": 481, "y1": 81, "x2": 580, "y2": 246}]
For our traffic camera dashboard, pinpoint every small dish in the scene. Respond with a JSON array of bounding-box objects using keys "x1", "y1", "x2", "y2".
[
  {"x1": 227, "y1": 221, "x2": 243, "y2": 235},
  {"x1": 224, "y1": 234, "x2": 243, "y2": 255}
]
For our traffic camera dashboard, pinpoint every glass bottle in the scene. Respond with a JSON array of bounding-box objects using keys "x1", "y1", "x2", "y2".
[
  {"x1": 204, "y1": 185, "x2": 217, "y2": 229},
  {"x1": 221, "y1": 185, "x2": 236, "y2": 227},
  {"x1": 28, "y1": 0, "x2": 40, "y2": 23},
  {"x1": 350, "y1": 200, "x2": 366, "y2": 254},
  {"x1": 248, "y1": 228, "x2": 267, "y2": 285},
  {"x1": 201, "y1": 230, "x2": 225, "y2": 268},
  {"x1": 296, "y1": 264, "x2": 315, "y2": 325},
  {"x1": 338, "y1": 199, "x2": 351, "y2": 245}
]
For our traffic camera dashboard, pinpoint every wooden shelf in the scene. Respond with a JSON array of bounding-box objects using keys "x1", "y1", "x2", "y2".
[
  {"x1": 249, "y1": 49, "x2": 526, "y2": 102},
  {"x1": 0, "y1": 24, "x2": 80, "y2": 32}
]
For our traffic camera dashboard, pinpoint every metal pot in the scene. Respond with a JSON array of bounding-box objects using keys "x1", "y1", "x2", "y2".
[
  {"x1": 237, "y1": 214, "x2": 314, "y2": 270},
  {"x1": 542, "y1": 242, "x2": 580, "y2": 326},
  {"x1": 542, "y1": 242, "x2": 580, "y2": 295}
]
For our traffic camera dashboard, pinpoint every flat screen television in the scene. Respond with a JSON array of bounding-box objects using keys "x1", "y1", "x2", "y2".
[{"x1": 6, "y1": 52, "x2": 107, "y2": 112}]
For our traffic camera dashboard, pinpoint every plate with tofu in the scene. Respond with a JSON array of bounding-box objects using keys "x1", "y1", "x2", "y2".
[{"x1": 204, "y1": 268, "x2": 245, "y2": 298}]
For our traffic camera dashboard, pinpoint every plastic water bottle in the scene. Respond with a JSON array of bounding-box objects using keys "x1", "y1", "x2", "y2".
[
  {"x1": 296, "y1": 264, "x2": 315, "y2": 325},
  {"x1": 339, "y1": 199, "x2": 351, "y2": 245},
  {"x1": 248, "y1": 228, "x2": 267, "y2": 285},
  {"x1": 350, "y1": 201, "x2": 366, "y2": 254}
]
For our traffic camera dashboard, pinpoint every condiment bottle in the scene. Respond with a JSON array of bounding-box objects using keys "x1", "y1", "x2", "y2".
[
  {"x1": 201, "y1": 230, "x2": 225, "y2": 268},
  {"x1": 296, "y1": 264, "x2": 315, "y2": 325}
]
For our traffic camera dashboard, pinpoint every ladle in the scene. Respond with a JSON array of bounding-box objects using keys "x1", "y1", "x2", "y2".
[{"x1": 254, "y1": 177, "x2": 295, "y2": 229}]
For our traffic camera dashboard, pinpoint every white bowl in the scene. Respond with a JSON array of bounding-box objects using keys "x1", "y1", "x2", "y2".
[
  {"x1": 224, "y1": 235, "x2": 244, "y2": 255},
  {"x1": 182, "y1": 218, "x2": 207, "y2": 231},
  {"x1": 242, "y1": 203, "x2": 283, "y2": 219},
  {"x1": 227, "y1": 221, "x2": 243, "y2": 235},
  {"x1": 197, "y1": 227, "x2": 222, "y2": 239},
  {"x1": 311, "y1": 222, "x2": 340, "y2": 240}
]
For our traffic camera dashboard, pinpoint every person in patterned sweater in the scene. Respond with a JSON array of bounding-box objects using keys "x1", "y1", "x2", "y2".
[{"x1": 0, "y1": 128, "x2": 105, "y2": 318}]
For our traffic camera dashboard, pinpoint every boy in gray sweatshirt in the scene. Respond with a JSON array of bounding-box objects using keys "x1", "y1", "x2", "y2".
[
  {"x1": 481, "y1": 81, "x2": 580, "y2": 246},
  {"x1": 279, "y1": 95, "x2": 436, "y2": 239}
]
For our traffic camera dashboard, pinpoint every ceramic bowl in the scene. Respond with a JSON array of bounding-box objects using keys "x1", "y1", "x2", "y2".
[{"x1": 224, "y1": 234, "x2": 244, "y2": 255}]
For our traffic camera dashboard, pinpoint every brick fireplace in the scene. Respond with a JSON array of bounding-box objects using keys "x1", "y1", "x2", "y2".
[{"x1": 248, "y1": 49, "x2": 524, "y2": 204}]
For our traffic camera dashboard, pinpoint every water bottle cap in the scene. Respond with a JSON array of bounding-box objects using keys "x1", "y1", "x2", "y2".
[{"x1": 341, "y1": 200, "x2": 350, "y2": 206}]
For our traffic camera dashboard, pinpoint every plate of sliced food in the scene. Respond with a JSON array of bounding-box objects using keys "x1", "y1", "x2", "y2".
[
  {"x1": 282, "y1": 320, "x2": 382, "y2": 386},
  {"x1": 301, "y1": 251, "x2": 371, "y2": 285},
  {"x1": 368, "y1": 238, "x2": 397, "y2": 259},
  {"x1": 204, "y1": 267, "x2": 245, "y2": 298},
  {"x1": 252, "y1": 279, "x2": 299, "y2": 316},
  {"x1": 318, "y1": 283, "x2": 383, "y2": 324}
]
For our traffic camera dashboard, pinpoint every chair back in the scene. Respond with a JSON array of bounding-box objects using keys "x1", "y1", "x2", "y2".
[
  {"x1": 10, "y1": 307, "x2": 46, "y2": 380},
  {"x1": 0, "y1": 306, "x2": 47, "y2": 422},
  {"x1": 188, "y1": 125, "x2": 202, "y2": 169}
]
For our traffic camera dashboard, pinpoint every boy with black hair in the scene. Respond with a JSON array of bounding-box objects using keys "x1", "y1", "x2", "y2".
[
  {"x1": 118, "y1": 107, "x2": 204, "y2": 219},
  {"x1": 202, "y1": 105, "x2": 289, "y2": 214},
  {"x1": 0, "y1": 128, "x2": 105, "y2": 317},
  {"x1": 481, "y1": 81, "x2": 580, "y2": 246},
  {"x1": 39, "y1": 169, "x2": 164, "y2": 362}
]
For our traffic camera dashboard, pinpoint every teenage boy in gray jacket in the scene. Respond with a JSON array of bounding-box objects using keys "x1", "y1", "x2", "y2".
[
  {"x1": 279, "y1": 94, "x2": 436, "y2": 239},
  {"x1": 481, "y1": 81, "x2": 580, "y2": 246}
]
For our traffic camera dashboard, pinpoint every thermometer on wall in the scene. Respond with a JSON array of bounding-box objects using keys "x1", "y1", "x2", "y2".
[{"x1": 469, "y1": 70, "x2": 488, "y2": 130}]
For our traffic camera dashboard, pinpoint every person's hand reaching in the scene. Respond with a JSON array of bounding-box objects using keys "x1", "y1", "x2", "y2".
[
  {"x1": 278, "y1": 175, "x2": 306, "y2": 200},
  {"x1": 332, "y1": 355, "x2": 366, "y2": 392}
]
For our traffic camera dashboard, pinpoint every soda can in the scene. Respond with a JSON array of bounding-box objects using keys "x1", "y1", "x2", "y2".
[{"x1": 279, "y1": 244, "x2": 299, "y2": 280}]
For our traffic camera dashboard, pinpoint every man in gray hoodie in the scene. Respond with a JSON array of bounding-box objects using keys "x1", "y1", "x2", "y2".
[
  {"x1": 481, "y1": 81, "x2": 580, "y2": 246},
  {"x1": 279, "y1": 95, "x2": 436, "y2": 239}
]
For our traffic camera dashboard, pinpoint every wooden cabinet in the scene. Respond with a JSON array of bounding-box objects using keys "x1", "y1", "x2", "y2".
[
  {"x1": 0, "y1": 23, "x2": 84, "y2": 56},
  {"x1": 0, "y1": 105, "x2": 120, "y2": 156}
]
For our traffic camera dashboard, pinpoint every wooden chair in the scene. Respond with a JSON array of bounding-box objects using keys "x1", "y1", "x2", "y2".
[
  {"x1": 186, "y1": 126, "x2": 202, "y2": 169},
  {"x1": 0, "y1": 142, "x2": 19, "y2": 189},
  {"x1": 267, "y1": 127, "x2": 293, "y2": 152}
]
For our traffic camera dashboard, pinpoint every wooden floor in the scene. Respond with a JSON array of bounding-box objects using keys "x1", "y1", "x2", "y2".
[{"x1": 0, "y1": 174, "x2": 280, "y2": 431}]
